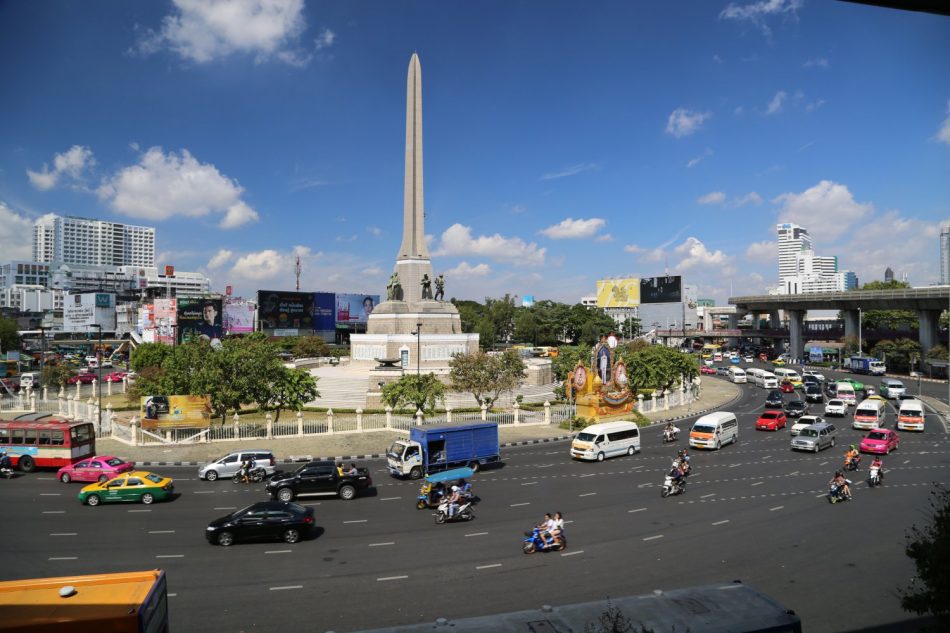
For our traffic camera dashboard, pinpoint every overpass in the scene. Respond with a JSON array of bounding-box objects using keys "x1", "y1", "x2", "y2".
[{"x1": 728, "y1": 286, "x2": 950, "y2": 359}]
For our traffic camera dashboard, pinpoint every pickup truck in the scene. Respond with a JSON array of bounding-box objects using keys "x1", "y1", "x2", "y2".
[{"x1": 265, "y1": 461, "x2": 373, "y2": 501}]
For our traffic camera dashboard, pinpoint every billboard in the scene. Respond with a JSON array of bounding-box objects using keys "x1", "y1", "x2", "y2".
[
  {"x1": 140, "y1": 395, "x2": 212, "y2": 430},
  {"x1": 596, "y1": 278, "x2": 640, "y2": 308},
  {"x1": 178, "y1": 298, "x2": 223, "y2": 345},
  {"x1": 335, "y1": 293, "x2": 379, "y2": 325},
  {"x1": 223, "y1": 300, "x2": 254, "y2": 334},
  {"x1": 153, "y1": 298, "x2": 177, "y2": 345},
  {"x1": 522, "y1": 295, "x2": 535, "y2": 308},
  {"x1": 312, "y1": 292, "x2": 335, "y2": 331},
  {"x1": 257, "y1": 290, "x2": 314, "y2": 330},
  {"x1": 640, "y1": 276, "x2": 682, "y2": 304},
  {"x1": 63, "y1": 293, "x2": 117, "y2": 332}
]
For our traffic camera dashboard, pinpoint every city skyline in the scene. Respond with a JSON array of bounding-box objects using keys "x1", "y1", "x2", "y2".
[{"x1": 1, "y1": 1, "x2": 948, "y2": 304}]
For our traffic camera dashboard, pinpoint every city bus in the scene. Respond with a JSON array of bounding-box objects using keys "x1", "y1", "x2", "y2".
[
  {"x1": 0, "y1": 569, "x2": 168, "y2": 633},
  {"x1": 0, "y1": 413, "x2": 95, "y2": 472}
]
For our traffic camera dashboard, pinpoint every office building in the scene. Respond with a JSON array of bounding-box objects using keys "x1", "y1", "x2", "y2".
[
  {"x1": 884, "y1": 267, "x2": 894, "y2": 283},
  {"x1": 48, "y1": 264, "x2": 210, "y2": 298},
  {"x1": 777, "y1": 223, "x2": 812, "y2": 282},
  {"x1": 774, "y1": 222, "x2": 857, "y2": 295},
  {"x1": 32, "y1": 215, "x2": 155, "y2": 267},
  {"x1": 941, "y1": 224, "x2": 949, "y2": 285}
]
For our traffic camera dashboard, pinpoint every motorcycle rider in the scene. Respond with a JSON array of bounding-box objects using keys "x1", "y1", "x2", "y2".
[
  {"x1": 0, "y1": 450, "x2": 11, "y2": 474},
  {"x1": 669, "y1": 461, "x2": 686, "y2": 492},
  {"x1": 239, "y1": 458, "x2": 251, "y2": 484},
  {"x1": 537, "y1": 512, "x2": 556, "y2": 548},
  {"x1": 664, "y1": 421, "x2": 678, "y2": 441},
  {"x1": 844, "y1": 445, "x2": 861, "y2": 470},
  {"x1": 550, "y1": 511, "x2": 565, "y2": 545},
  {"x1": 830, "y1": 470, "x2": 851, "y2": 500},
  {"x1": 446, "y1": 485, "x2": 462, "y2": 519},
  {"x1": 870, "y1": 455, "x2": 885, "y2": 482}
]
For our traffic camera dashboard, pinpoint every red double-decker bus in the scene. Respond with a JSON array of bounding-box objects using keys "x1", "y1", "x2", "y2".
[{"x1": 0, "y1": 413, "x2": 95, "y2": 472}]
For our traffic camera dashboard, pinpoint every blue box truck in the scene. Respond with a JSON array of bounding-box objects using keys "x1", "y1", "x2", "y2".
[{"x1": 386, "y1": 422, "x2": 500, "y2": 479}]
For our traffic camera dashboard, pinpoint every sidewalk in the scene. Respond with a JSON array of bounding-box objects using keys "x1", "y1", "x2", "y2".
[
  {"x1": 95, "y1": 377, "x2": 742, "y2": 465},
  {"x1": 917, "y1": 395, "x2": 950, "y2": 434}
]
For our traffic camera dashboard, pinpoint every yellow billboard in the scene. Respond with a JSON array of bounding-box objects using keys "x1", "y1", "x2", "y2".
[
  {"x1": 141, "y1": 395, "x2": 212, "y2": 429},
  {"x1": 596, "y1": 278, "x2": 640, "y2": 308}
]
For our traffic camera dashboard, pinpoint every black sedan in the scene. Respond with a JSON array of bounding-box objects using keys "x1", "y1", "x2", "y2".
[
  {"x1": 206, "y1": 501, "x2": 315, "y2": 546},
  {"x1": 765, "y1": 390, "x2": 785, "y2": 408},
  {"x1": 784, "y1": 399, "x2": 808, "y2": 418},
  {"x1": 804, "y1": 384, "x2": 824, "y2": 403}
]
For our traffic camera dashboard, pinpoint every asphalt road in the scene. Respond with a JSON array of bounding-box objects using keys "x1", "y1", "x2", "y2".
[{"x1": 3, "y1": 372, "x2": 949, "y2": 633}]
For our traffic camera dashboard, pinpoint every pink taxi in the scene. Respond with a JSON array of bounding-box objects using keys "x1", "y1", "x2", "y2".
[
  {"x1": 859, "y1": 429, "x2": 900, "y2": 455},
  {"x1": 57, "y1": 455, "x2": 136, "y2": 484}
]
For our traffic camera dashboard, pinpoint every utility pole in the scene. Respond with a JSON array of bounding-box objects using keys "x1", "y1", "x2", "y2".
[
  {"x1": 295, "y1": 255, "x2": 301, "y2": 292},
  {"x1": 90, "y1": 324, "x2": 102, "y2": 432}
]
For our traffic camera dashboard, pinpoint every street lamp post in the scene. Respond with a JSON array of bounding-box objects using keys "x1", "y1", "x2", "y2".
[
  {"x1": 410, "y1": 323, "x2": 422, "y2": 376},
  {"x1": 38, "y1": 325, "x2": 47, "y2": 390},
  {"x1": 857, "y1": 307, "x2": 863, "y2": 357},
  {"x1": 89, "y1": 324, "x2": 102, "y2": 432}
]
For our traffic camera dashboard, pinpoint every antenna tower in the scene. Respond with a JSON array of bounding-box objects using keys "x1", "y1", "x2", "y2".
[{"x1": 295, "y1": 254, "x2": 301, "y2": 291}]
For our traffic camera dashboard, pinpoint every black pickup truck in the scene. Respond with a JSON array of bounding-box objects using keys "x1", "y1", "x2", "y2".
[{"x1": 265, "y1": 461, "x2": 373, "y2": 501}]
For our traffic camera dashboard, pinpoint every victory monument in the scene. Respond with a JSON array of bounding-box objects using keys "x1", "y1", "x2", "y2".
[{"x1": 350, "y1": 54, "x2": 479, "y2": 390}]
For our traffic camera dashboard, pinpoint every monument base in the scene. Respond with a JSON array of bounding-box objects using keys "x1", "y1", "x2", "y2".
[
  {"x1": 575, "y1": 389, "x2": 637, "y2": 422},
  {"x1": 350, "y1": 331, "x2": 479, "y2": 372}
]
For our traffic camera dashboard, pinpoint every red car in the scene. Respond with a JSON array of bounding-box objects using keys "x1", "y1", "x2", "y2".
[
  {"x1": 779, "y1": 380, "x2": 795, "y2": 394},
  {"x1": 66, "y1": 373, "x2": 96, "y2": 385},
  {"x1": 57, "y1": 456, "x2": 136, "y2": 483},
  {"x1": 859, "y1": 429, "x2": 900, "y2": 455},
  {"x1": 700, "y1": 365, "x2": 716, "y2": 375},
  {"x1": 756, "y1": 410, "x2": 787, "y2": 431},
  {"x1": 103, "y1": 371, "x2": 128, "y2": 382}
]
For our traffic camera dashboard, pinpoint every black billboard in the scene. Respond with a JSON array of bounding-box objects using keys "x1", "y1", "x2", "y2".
[
  {"x1": 257, "y1": 290, "x2": 314, "y2": 330},
  {"x1": 640, "y1": 276, "x2": 682, "y2": 304}
]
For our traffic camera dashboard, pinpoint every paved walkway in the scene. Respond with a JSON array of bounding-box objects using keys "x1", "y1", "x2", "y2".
[{"x1": 95, "y1": 377, "x2": 742, "y2": 465}]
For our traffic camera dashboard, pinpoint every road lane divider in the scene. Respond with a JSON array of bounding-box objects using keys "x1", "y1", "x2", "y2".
[
  {"x1": 379, "y1": 497, "x2": 401, "y2": 501},
  {"x1": 643, "y1": 535, "x2": 664, "y2": 541},
  {"x1": 270, "y1": 585, "x2": 303, "y2": 591},
  {"x1": 377, "y1": 575, "x2": 408, "y2": 582},
  {"x1": 343, "y1": 519, "x2": 368, "y2": 524},
  {"x1": 751, "y1": 482, "x2": 764, "y2": 486},
  {"x1": 465, "y1": 532, "x2": 488, "y2": 537},
  {"x1": 213, "y1": 507, "x2": 237, "y2": 510},
  {"x1": 156, "y1": 555, "x2": 184, "y2": 559},
  {"x1": 369, "y1": 542, "x2": 395, "y2": 547},
  {"x1": 770, "y1": 506, "x2": 784, "y2": 511},
  {"x1": 510, "y1": 502, "x2": 530, "y2": 507},
  {"x1": 701, "y1": 493, "x2": 715, "y2": 498},
  {"x1": 712, "y1": 520, "x2": 729, "y2": 526},
  {"x1": 50, "y1": 533, "x2": 77, "y2": 536},
  {"x1": 628, "y1": 508, "x2": 647, "y2": 513},
  {"x1": 476, "y1": 563, "x2": 502, "y2": 570},
  {"x1": 579, "y1": 492, "x2": 597, "y2": 497},
  {"x1": 148, "y1": 530, "x2": 175, "y2": 534},
  {"x1": 128, "y1": 509, "x2": 151, "y2": 513},
  {"x1": 39, "y1": 493, "x2": 61, "y2": 496},
  {"x1": 561, "y1": 551, "x2": 584, "y2": 557},
  {"x1": 266, "y1": 550, "x2": 292, "y2": 554},
  {"x1": 41, "y1": 511, "x2": 65, "y2": 514},
  {"x1": 48, "y1": 557, "x2": 77, "y2": 561},
  {"x1": 521, "y1": 482, "x2": 538, "y2": 486}
]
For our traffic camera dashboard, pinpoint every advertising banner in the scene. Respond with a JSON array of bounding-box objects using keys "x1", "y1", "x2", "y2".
[
  {"x1": 640, "y1": 276, "x2": 682, "y2": 304},
  {"x1": 178, "y1": 298, "x2": 223, "y2": 345},
  {"x1": 63, "y1": 293, "x2": 117, "y2": 332},
  {"x1": 596, "y1": 279, "x2": 640, "y2": 308},
  {"x1": 223, "y1": 301, "x2": 254, "y2": 334},
  {"x1": 153, "y1": 298, "x2": 177, "y2": 345},
  {"x1": 257, "y1": 290, "x2": 314, "y2": 331},
  {"x1": 335, "y1": 293, "x2": 379, "y2": 325},
  {"x1": 312, "y1": 292, "x2": 335, "y2": 331},
  {"x1": 140, "y1": 395, "x2": 212, "y2": 430}
]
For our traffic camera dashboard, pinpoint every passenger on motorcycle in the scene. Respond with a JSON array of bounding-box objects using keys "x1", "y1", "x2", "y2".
[
  {"x1": 550, "y1": 512, "x2": 565, "y2": 543},
  {"x1": 664, "y1": 421, "x2": 678, "y2": 440},
  {"x1": 537, "y1": 513, "x2": 556, "y2": 547},
  {"x1": 0, "y1": 451, "x2": 10, "y2": 471},
  {"x1": 446, "y1": 485, "x2": 461, "y2": 518},
  {"x1": 238, "y1": 459, "x2": 251, "y2": 484},
  {"x1": 669, "y1": 463, "x2": 685, "y2": 489},
  {"x1": 830, "y1": 470, "x2": 851, "y2": 499},
  {"x1": 870, "y1": 456, "x2": 884, "y2": 481},
  {"x1": 458, "y1": 478, "x2": 473, "y2": 500}
]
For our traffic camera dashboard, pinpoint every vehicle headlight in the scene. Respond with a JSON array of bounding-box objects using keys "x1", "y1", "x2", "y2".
[{"x1": 206, "y1": 526, "x2": 215, "y2": 531}]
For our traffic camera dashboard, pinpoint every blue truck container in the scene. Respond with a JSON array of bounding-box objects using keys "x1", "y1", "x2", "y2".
[{"x1": 387, "y1": 422, "x2": 500, "y2": 478}]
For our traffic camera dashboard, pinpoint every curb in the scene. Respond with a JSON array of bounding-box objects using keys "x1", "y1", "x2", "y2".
[{"x1": 644, "y1": 385, "x2": 744, "y2": 428}]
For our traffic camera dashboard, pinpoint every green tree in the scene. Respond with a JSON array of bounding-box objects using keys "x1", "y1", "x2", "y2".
[
  {"x1": 856, "y1": 280, "x2": 917, "y2": 330},
  {"x1": 512, "y1": 309, "x2": 540, "y2": 346},
  {"x1": 485, "y1": 295, "x2": 517, "y2": 345},
  {"x1": 381, "y1": 373, "x2": 445, "y2": 413},
  {"x1": 130, "y1": 343, "x2": 172, "y2": 373},
  {"x1": 475, "y1": 317, "x2": 498, "y2": 350},
  {"x1": 552, "y1": 345, "x2": 586, "y2": 383},
  {"x1": 0, "y1": 316, "x2": 19, "y2": 355},
  {"x1": 842, "y1": 335, "x2": 861, "y2": 357},
  {"x1": 449, "y1": 349, "x2": 526, "y2": 408},
  {"x1": 262, "y1": 368, "x2": 320, "y2": 421},
  {"x1": 926, "y1": 344, "x2": 949, "y2": 362},
  {"x1": 628, "y1": 345, "x2": 696, "y2": 392},
  {"x1": 42, "y1": 364, "x2": 74, "y2": 388},
  {"x1": 870, "y1": 338, "x2": 921, "y2": 373},
  {"x1": 293, "y1": 336, "x2": 330, "y2": 358},
  {"x1": 451, "y1": 299, "x2": 485, "y2": 335},
  {"x1": 901, "y1": 485, "x2": 950, "y2": 628}
]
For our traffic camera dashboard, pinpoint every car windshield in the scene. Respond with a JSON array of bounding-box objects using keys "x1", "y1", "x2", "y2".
[
  {"x1": 104, "y1": 457, "x2": 124, "y2": 466},
  {"x1": 761, "y1": 413, "x2": 777, "y2": 419},
  {"x1": 800, "y1": 429, "x2": 819, "y2": 438},
  {"x1": 575, "y1": 432, "x2": 597, "y2": 442},
  {"x1": 797, "y1": 417, "x2": 816, "y2": 424},
  {"x1": 693, "y1": 425, "x2": 715, "y2": 434},
  {"x1": 867, "y1": 432, "x2": 887, "y2": 440},
  {"x1": 828, "y1": 400, "x2": 844, "y2": 406},
  {"x1": 768, "y1": 391, "x2": 781, "y2": 398},
  {"x1": 789, "y1": 401, "x2": 804, "y2": 408},
  {"x1": 144, "y1": 473, "x2": 163, "y2": 483}
]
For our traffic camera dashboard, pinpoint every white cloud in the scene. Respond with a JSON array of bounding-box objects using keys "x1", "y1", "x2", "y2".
[
  {"x1": 445, "y1": 262, "x2": 491, "y2": 278},
  {"x1": 510, "y1": 204, "x2": 526, "y2": 215},
  {"x1": 766, "y1": 91, "x2": 787, "y2": 115},
  {"x1": 367, "y1": 226, "x2": 382, "y2": 236},
  {"x1": 774, "y1": 180, "x2": 873, "y2": 242},
  {"x1": 207, "y1": 249, "x2": 234, "y2": 269},
  {"x1": 803, "y1": 57, "x2": 829, "y2": 69},
  {"x1": 433, "y1": 223, "x2": 545, "y2": 266},
  {"x1": 734, "y1": 106, "x2": 745, "y2": 116},
  {"x1": 745, "y1": 240, "x2": 776, "y2": 264},
  {"x1": 836, "y1": 213, "x2": 943, "y2": 285},
  {"x1": 540, "y1": 163, "x2": 597, "y2": 181},
  {"x1": 666, "y1": 108, "x2": 711, "y2": 138},
  {"x1": 97, "y1": 147, "x2": 259, "y2": 229},
  {"x1": 673, "y1": 237, "x2": 733, "y2": 273},
  {"x1": 361, "y1": 267, "x2": 382, "y2": 276},
  {"x1": 805, "y1": 99, "x2": 825, "y2": 112},
  {"x1": 687, "y1": 148, "x2": 713, "y2": 168},
  {"x1": 230, "y1": 245, "x2": 313, "y2": 281},
  {"x1": 733, "y1": 192, "x2": 764, "y2": 207},
  {"x1": 595, "y1": 233, "x2": 614, "y2": 243},
  {"x1": 137, "y1": 0, "x2": 318, "y2": 66},
  {"x1": 539, "y1": 217, "x2": 607, "y2": 240},
  {"x1": 0, "y1": 202, "x2": 35, "y2": 260},
  {"x1": 936, "y1": 100, "x2": 950, "y2": 145},
  {"x1": 624, "y1": 244, "x2": 644, "y2": 254},
  {"x1": 27, "y1": 145, "x2": 95, "y2": 190},
  {"x1": 719, "y1": 0, "x2": 803, "y2": 37},
  {"x1": 697, "y1": 191, "x2": 726, "y2": 205}
]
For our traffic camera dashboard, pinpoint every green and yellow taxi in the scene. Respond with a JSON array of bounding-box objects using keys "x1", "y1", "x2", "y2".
[{"x1": 78, "y1": 471, "x2": 175, "y2": 506}]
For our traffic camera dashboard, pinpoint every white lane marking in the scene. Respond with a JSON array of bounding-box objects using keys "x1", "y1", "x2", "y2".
[
  {"x1": 643, "y1": 534, "x2": 664, "y2": 541},
  {"x1": 213, "y1": 507, "x2": 237, "y2": 511},
  {"x1": 40, "y1": 493, "x2": 61, "y2": 496},
  {"x1": 751, "y1": 482, "x2": 764, "y2": 487},
  {"x1": 148, "y1": 530, "x2": 175, "y2": 534},
  {"x1": 816, "y1": 493, "x2": 826, "y2": 498},
  {"x1": 50, "y1": 533, "x2": 77, "y2": 536},
  {"x1": 156, "y1": 555, "x2": 184, "y2": 559},
  {"x1": 637, "y1": 483, "x2": 652, "y2": 488},
  {"x1": 580, "y1": 473, "x2": 595, "y2": 478},
  {"x1": 377, "y1": 575, "x2": 409, "y2": 582},
  {"x1": 265, "y1": 550, "x2": 292, "y2": 554},
  {"x1": 561, "y1": 550, "x2": 584, "y2": 557},
  {"x1": 270, "y1": 585, "x2": 303, "y2": 591},
  {"x1": 510, "y1": 502, "x2": 531, "y2": 507},
  {"x1": 521, "y1": 482, "x2": 538, "y2": 486},
  {"x1": 300, "y1": 502, "x2": 321, "y2": 506},
  {"x1": 770, "y1": 506, "x2": 784, "y2": 511},
  {"x1": 193, "y1": 490, "x2": 214, "y2": 494},
  {"x1": 42, "y1": 510, "x2": 65, "y2": 514},
  {"x1": 819, "y1": 461, "x2": 828, "y2": 466},
  {"x1": 903, "y1": 460, "x2": 911, "y2": 464},
  {"x1": 712, "y1": 520, "x2": 730, "y2": 526},
  {"x1": 579, "y1": 492, "x2": 597, "y2": 497},
  {"x1": 37, "y1": 477, "x2": 55, "y2": 480},
  {"x1": 379, "y1": 497, "x2": 401, "y2": 501},
  {"x1": 701, "y1": 493, "x2": 716, "y2": 498},
  {"x1": 48, "y1": 557, "x2": 77, "y2": 561},
  {"x1": 476, "y1": 563, "x2": 502, "y2": 570},
  {"x1": 628, "y1": 508, "x2": 647, "y2": 513},
  {"x1": 465, "y1": 532, "x2": 488, "y2": 537},
  {"x1": 788, "y1": 471, "x2": 799, "y2": 476},
  {"x1": 343, "y1": 519, "x2": 367, "y2": 524},
  {"x1": 167, "y1": 593, "x2": 177, "y2": 597},
  {"x1": 369, "y1": 542, "x2": 395, "y2": 547}
]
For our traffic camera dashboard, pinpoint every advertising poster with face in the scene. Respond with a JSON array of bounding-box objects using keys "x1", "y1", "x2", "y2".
[{"x1": 178, "y1": 298, "x2": 223, "y2": 346}]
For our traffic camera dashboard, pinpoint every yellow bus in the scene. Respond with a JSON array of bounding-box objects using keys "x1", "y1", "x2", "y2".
[{"x1": 0, "y1": 569, "x2": 168, "y2": 633}]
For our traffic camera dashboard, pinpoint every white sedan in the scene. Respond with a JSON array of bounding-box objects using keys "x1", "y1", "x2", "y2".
[
  {"x1": 790, "y1": 414, "x2": 825, "y2": 436},
  {"x1": 824, "y1": 399, "x2": 847, "y2": 417},
  {"x1": 803, "y1": 370, "x2": 826, "y2": 382}
]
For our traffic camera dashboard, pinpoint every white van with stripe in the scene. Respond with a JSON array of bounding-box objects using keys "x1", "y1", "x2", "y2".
[
  {"x1": 571, "y1": 421, "x2": 641, "y2": 462},
  {"x1": 852, "y1": 398, "x2": 886, "y2": 430},
  {"x1": 897, "y1": 399, "x2": 925, "y2": 431}
]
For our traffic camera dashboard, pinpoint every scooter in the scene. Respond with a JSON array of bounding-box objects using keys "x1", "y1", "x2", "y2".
[
  {"x1": 0, "y1": 457, "x2": 14, "y2": 479},
  {"x1": 867, "y1": 466, "x2": 883, "y2": 487},
  {"x1": 844, "y1": 456, "x2": 861, "y2": 472},
  {"x1": 828, "y1": 480, "x2": 852, "y2": 503},
  {"x1": 663, "y1": 426, "x2": 680, "y2": 443},
  {"x1": 661, "y1": 474, "x2": 686, "y2": 498},
  {"x1": 434, "y1": 499, "x2": 474, "y2": 524},
  {"x1": 522, "y1": 527, "x2": 566, "y2": 554},
  {"x1": 232, "y1": 467, "x2": 267, "y2": 484}
]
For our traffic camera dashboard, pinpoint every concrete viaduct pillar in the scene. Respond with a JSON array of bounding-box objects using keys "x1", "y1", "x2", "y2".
[
  {"x1": 788, "y1": 310, "x2": 805, "y2": 363},
  {"x1": 843, "y1": 310, "x2": 860, "y2": 342},
  {"x1": 919, "y1": 309, "x2": 941, "y2": 356},
  {"x1": 727, "y1": 313, "x2": 739, "y2": 329}
]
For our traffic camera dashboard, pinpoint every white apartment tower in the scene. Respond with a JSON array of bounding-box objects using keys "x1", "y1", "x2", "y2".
[
  {"x1": 777, "y1": 223, "x2": 812, "y2": 282},
  {"x1": 32, "y1": 215, "x2": 155, "y2": 267},
  {"x1": 941, "y1": 224, "x2": 949, "y2": 285}
]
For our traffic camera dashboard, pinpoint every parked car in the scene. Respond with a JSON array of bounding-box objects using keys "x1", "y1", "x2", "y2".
[
  {"x1": 790, "y1": 415, "x2": 825, "y2": 437},
  {"x1": 779, "y1": 380, "x2": 795, "y2": 394},
  {"x1": 804, "y1": 384, "x2": 824, "y2": 403},
  {"x1": 765, "y1": 390, "x2": 785, "y2": 408},
  {"x1": 859, "y1": 428, "x2": 900, "y2": 455},
  {"x1": 784, "y1": 400, "x2": 808, "y2": 418},
  {"x1": 58, "y1": 456, "x2": 135, "y2": 483},
  {"x1": 756, "y1": 410, "x2": 787, "y2": 431},
  {"x1": 198, "y1": 449, "x2": 277, "y2": 481},
  {"x1": 78, "y1": 471, "x2": 174, "y2": 506},
  {"x1": 700, "y1": 365, "x2": 716, "y2": 375},
  {"x1": 824, "y1": 399, "x2": 847, "y2": 417},
  {"x1": 66, "y1": 373, "x2": 96, "y2": 385},
  {"x1": 206, "y1": 501, "x2": 316, "y2": 546},
  {"x1": 790, "y1": 421, "x2": 838, "y2": 453}
]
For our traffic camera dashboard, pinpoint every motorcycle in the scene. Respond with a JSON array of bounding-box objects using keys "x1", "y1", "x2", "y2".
[
  {"x1": 522, "y1": 527, "x2": 566, "y2": 554},
  {"x1": 0, "y1": 456, "x2": 14, "y2": 479},
  {"x1": 663, "y1": 426, "x2": 680, "y2": 443},
  {"x1": 867, "y1": 466, "x2": 883, "y2": 487},
  {"x1": 232, "y1": 467, "x2": 267, "y2": 484},
  {"x1": 434, "y1": 498, "x2": 474, "y2": 524},
  {"x1": 844, "y1": 456, "x2": 861, "y2": 472},
  {"x1": 661, "y1": 474, "x2": 686, "y2": 498},
  {"x1": 828, "y1": 480, "x2": 852, "y2": 503}
]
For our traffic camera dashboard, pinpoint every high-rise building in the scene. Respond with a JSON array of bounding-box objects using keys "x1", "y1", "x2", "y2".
[
  {"x1": 941, "y1": 224, "x2": 949, "y2": 285},
  {"x1": 777, "y1": 223, "x2": 812, "y2": 282},
  {"x1": 796, "y1": 249, "x2": 837, "y2": 278},
  {"x1": 32, "y1": 215, "x2": 155, "y2": 267},
  {"x1": 884, "y1": 267, "x2": 894, "y2": 283}
]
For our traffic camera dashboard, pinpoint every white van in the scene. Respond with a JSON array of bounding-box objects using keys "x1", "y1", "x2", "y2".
[
  {"x1": 689, "y1": 411, "x2": 739, "y2": 450},
  {"x1": 835, "y1": 381, "x2": 857, "y2": 406},
  {"x1": 18, "y1": 372, "x2": 37, "y2": 389},
  {"x1": 758, "y1": 371, "x2": 779, "y2": 389},
  {"x1": 713, "y1": 352, "x2": 723, "y2": 362},
  {"x1": 897, "y1": 399, "x2": 925, "y2": 431},
  {"x1": 852, "y1": 398, "x2": 887, "y2": 430},
  {"x1": 774, "y1": 368, "x2": 802, "y2": 386},
  {"x1": 727, "y1": 367, "x2": 747, "y2": 384},
  {"x1": 571, "y1": 421, "x2": 641, "y2": 462}
]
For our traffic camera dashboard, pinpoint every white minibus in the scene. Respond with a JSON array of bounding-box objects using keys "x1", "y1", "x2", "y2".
[
  {"x1": 727, "y1": 367, "x2": 747, "y2": 384},
  {"x1": 689, "y1": 412, "x2": 739, "y2": 450},
  {"x1": 897, "y1": 400, "x2": 925, "y2": 431},
  {"x1": 835, "y1": 381, "x2": 857, "y2": 406},
  {"x1": 852, "y1": 398, "x2": 886, "y2": 430},
  {"x1": 571, "y1": 421, "x2": 641, "y2": 462}
]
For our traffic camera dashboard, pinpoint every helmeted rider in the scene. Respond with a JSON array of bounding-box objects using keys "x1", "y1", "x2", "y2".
[
  {"x1": 0, "y1": 450, "x2": 10, "y2": 471},
  {"x1": 870, "y1": 455, "x2": 884, "y2": 481},
  {"x1": 669, "y1": 461, "x2": 686, "y2": 490},
  {"x1": 446, "y1": 485, "x2": 462, "y2": 518},
  {"x1": 845, "y1": 445, "x2": 860, "y2": 469}
]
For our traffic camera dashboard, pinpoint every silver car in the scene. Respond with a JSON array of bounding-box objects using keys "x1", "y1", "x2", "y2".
[
  {"x1": 198, "y1": 449, "x2": 277, "y2": 481},
  {"x1": 790, "y1": 422, "x2": 837, "y2": 453}
]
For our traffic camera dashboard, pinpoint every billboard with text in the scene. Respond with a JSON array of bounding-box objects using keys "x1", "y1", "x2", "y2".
[
  {"x1": 257, "y1": 291, "x2": 314, "y2": 330},
  {"x1": 596, "y1": 278, "x2": 640, "y2": 308},
  {"x1": 640, "y1": 276, "x2": 682, "y2": 304},
  {"x1": 178, "y1": 298, "x2": 223, "y2": 345},
  {"x1": 335, "y1": 293, "x2": 379, "y2": 325},
  {"x1": 152, "y1": 298, "x2": 177, "y2": 345},
  {"x1": 223, "y1": 301, "x2": 255, "y2": 334},
  {"x1": 63, "y1": 293, "x2": 117, "y2": 332},
  {"x1": 312, "y1": 292, "x2": 335, "y2": 331}
]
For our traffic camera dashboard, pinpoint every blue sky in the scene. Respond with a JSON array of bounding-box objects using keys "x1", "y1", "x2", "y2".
[{"x1": 1, "y1": 0, "x2": 948, "y2": 305}]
